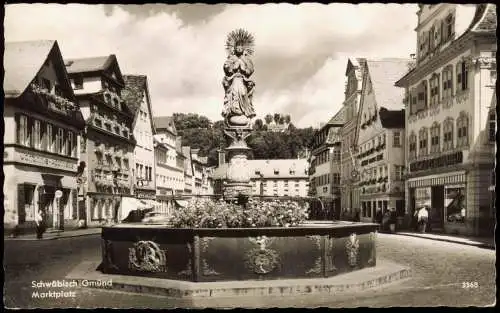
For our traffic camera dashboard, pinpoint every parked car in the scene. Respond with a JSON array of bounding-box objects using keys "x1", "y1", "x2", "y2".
[{"x1": 142, "y1": 212, "x2": 171, "y2": 224}]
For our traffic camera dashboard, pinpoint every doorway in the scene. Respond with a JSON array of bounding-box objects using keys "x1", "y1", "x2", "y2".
[{"x1": 430, "y1": 185, "x2": 445, "y2": 231}]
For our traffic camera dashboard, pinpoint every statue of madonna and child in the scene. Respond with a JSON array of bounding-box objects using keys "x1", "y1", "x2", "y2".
[{"x1": 222, "y1": 29, "x2": 256, "y2": 129}]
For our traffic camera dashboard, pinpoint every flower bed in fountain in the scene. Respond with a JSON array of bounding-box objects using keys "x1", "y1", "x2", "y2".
[
  {"x1": 169, "y1": 198, "x2": 309, "y2": 228},
  {"x1": 98, "y1": 198, "x2": 379, "y2": 282}
]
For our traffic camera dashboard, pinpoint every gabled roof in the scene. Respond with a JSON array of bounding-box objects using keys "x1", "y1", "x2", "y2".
[
  {"x1": 154, "y1": 116, "x2": 177, "y2": 136},
  {"x1": 64, "y1": 54, "x2": 125, "y2": 85},
  {"x1": 379, "y1": 108, "x2": 405, "y2": 129},
  {"x1": 469, "y1": 3, "x2": 497, "y2": 33},
  {"x1": 366, "y1": 58, "x2": 409, "y2": 111},
  {"x1": 4, "y1": 40, "x2": 73, "y2": 99},
  {"x1": 122, "y1": 74, "x2": 156, "y2": 134},
  {"x1": 325, "y1": 106, "x2": 345, "y2": 128}
]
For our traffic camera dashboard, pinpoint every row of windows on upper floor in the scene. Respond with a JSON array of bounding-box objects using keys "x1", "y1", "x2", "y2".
[
  {"x1": 417, "y1": 11, "x2": 455, "y2": 62},
  {"x1": 358, "y1": 131, "x2": 403, "y2": 155},
  {"x1": 16, "y1": 114, "x2": 77, "y2": 158},
  {"x1": 408, "y1": 59, "x2": 496, "y2": 115},
  {"x1": 156, "y1": 174, "x2": 183, "y2": 186},
  {"x1": 135, "y1": 163, "x2": 153, "y2": 181},
  {"x1": 360, "y1": 165, "x2": 405, "y2": 182},
  {"x1": 407, "y1": 111, "x2": 496, "y2": 159},
  {"x1": 313, "y1": 173, "x2": 341, "y2": 187},
  {"x1": 312, "y1": 150, "x2": 340, "y2": 167}
]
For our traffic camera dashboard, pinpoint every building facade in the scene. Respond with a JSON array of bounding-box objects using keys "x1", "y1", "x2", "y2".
[
  {"x1": 122, "y1": 75, "x2": 157, "y2": 202},
  {"x1": 340, "y1": 58, "x2": 365, "y2": 211},
  {"x1": 308, "y1": 110, "x2": 344, "y2": 219},
  {"x1": 4, "y1": 40, "x2": 85, "y2": 234},
  {"x1": 395, "y1": 4, "x2": 496, "y2": 236},
  {"x1": 355, "y1": 59, "x2": 409, "y2": 222},
  {"x1": 182, "y1": 146, "x2": 194, "y2": 195},
  {"x1": 65, "y1": 55, "x2": 136, "y2": 226},
  {"x1": 153, "y1": 116, "x2": 186, "y2": 212},
  {"x1": 212, "y1": 159, "x2": 309, "y2": 198}
]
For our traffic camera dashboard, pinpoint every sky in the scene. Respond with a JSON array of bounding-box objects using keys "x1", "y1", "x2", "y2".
[{"x1": 4, "y1": 3, "x2": 418, "y2": 128}]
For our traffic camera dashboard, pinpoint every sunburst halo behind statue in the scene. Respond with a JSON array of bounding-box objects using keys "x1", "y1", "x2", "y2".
[{"x1": 225, "y1": 28, "x2": 255, "y2": 56}]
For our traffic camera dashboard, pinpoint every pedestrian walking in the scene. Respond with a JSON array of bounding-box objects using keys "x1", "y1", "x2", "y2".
[
  {"x1": 389, "y1": 208, "x2": 397, "y2": 233},
  {"x1": 417, "y1": 206, "x2": 429, "y2": 233},
  {"x1": 375, "y1": 208, "x2": 383, "y2": 224},
  {"x1": 35, "y1": 209, "x2": 45, "y2": 239}
]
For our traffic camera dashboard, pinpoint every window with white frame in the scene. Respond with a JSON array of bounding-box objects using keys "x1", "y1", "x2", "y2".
[
  {"x1": 443, "y1": 118, "x2": 454, "y2": 151},
  {"x1": 456, "y1": 112, "x2": 469, "y2": 147},
  {"x1": 418, "y1": 128, "x2": 428, "y2": 157},
  {"x1": 456, "y1": 60, "x2": 469, "y2": 92},
  {"x1": 430, "y1": 73, "x2": 440, "y2": 106},
  {"x1": 393, "y1": 131, "x2": 401, "y2": 147},
  {"x1": 430, "y1": 122, "x2": 441, "y2": 153},
  {"x1": 409, "y1": 132, "x2": 417, "y2": 160},
  {"x1": 394, "y1": 165, "x2": 404, "y2": 181},
  {"x1": 442, "y1": 65, "x2": 453, "y2": 99}
]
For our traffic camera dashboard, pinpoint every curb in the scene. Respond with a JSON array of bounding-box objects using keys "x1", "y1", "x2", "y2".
[
  {"x1": 394, "y1": 233, "x2": 495, "y2": 250},
  {"x1": 4, "y1": 231, "x2": 101, "y2": 241}
]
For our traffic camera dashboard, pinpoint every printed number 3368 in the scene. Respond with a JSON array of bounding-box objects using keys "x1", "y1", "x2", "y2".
[{"x1": 462, "y1": 282, "x2": 479, "y2": 288}]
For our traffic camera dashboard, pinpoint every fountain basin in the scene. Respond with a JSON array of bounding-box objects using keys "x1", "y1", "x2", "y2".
[{"x1": 98, "y1": 222, "x2": 379, "y2": 282}]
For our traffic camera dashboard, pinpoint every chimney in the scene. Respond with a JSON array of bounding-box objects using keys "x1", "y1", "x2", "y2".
[
  {"x1": 410, "y1": 53, "x2": 416, "y2": 60},
  {"x1": 218, "y1": 149, "x2": 226, "y2": 166}
]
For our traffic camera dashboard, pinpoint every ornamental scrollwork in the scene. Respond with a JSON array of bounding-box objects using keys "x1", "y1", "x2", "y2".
[
  {"x1": 244, "y1": 236, "x2": 280, "y2": 275},
  {"x1": 128, "y1": 240, "x2": 167, "y2": 272},
  {"x1": 345, "y1": 233, "x2": 360, "y2": 268}
]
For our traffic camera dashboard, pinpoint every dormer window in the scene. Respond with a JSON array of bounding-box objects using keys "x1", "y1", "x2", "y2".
[
  {"x1": 290, "y1": 169, "x2": 295, "y2": 175},
  {"x1": 274, "y1": 169, "x2": 279, "y2": 175},
  {"x1": 73, "y1": 77, "x2": 83, "y2": 90},
  {"x1": 255, "y1": 170, "x2": 261, "y2": 176}
]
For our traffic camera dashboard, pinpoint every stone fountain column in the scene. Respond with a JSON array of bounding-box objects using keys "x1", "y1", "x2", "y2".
[
  {"x1": 223, "y1": 128, "x2": 253, "y2": 200},
  {"x1": 220, "y1": 29, "x2": 257, "y2": 201}
]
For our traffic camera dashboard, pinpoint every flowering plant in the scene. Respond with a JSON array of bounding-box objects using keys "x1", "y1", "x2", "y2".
[{"x1": 168, "y1": 198, "x2": 309, "y2": 228}]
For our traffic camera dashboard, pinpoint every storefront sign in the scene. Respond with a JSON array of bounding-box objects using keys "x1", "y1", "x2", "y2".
[
  {"x1": 16, "y1": 148, "x2": 77, "y2": 172},
  {"x1": 409, "y1": 151, "x2": 463, "y2": 172},
  {"x1": 136, "y1": 190, "x2": 156, "y2": 199}
]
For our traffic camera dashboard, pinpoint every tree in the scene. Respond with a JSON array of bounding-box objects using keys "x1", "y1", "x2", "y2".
[
  {"x1": 264, "y1": 114, "x2": 273, "y2": 125},
  {"x1": 284, "y1": 114, "x2": 291, "y2": 124},
  {"x1": 273, "y1": 113, "x2": 281, "y2": 124},
  {"x1": 254, "y1": 118, "x2": 264, "y2": 130}
]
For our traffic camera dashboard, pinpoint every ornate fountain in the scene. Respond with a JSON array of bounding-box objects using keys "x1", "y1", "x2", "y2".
[
  {"x1": 220, "y1": 29, "x2": 257, "y2": 200},
  {"x1": 91, "y1": 30, "x2": 390, "y2": 298}
]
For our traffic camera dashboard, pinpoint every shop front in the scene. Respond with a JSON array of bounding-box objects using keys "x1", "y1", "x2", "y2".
[
  {"x1": 407, "y1": 171, "x2": 468, "y2": 234},
  {"x1": 3, "y1": 162, "x2": 78, "y2": 235},
  {"x1": 157, "y1": 188, "x2": 175, "y2": 215}
]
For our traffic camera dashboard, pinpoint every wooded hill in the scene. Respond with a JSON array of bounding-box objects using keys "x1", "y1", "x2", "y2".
[{"x1": 173, "y1": 113, "x2": 315, "y2": 167}]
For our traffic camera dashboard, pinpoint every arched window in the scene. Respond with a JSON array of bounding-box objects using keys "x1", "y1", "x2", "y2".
[
  {"x1": 456, "y1": 60, "x2": 469, "y2": 93},
  {"x1": 456, "y1": 111, "x2": 469, "y2": 147},
  {"x1": 418, "y1": 127, "x2": 428, "y2": 157},
  {"x1": 488, "y1": 109, "x2": 496, "y2": 142},
  {"x1": 442, "y1": 65, "x2": 454, "y2": 99},
  {"x1": 409, "y1": 132, "x2": 417, "y2": 160},
  {"x1": 430, "y1": 73, "x2": 440, "y2": 106},
  {"x1": 443, "y1": 117, "x2": 454, "y2": 151},
  {"x1": 430, "y1": 122, "x2": 441, "y2": 153}
]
